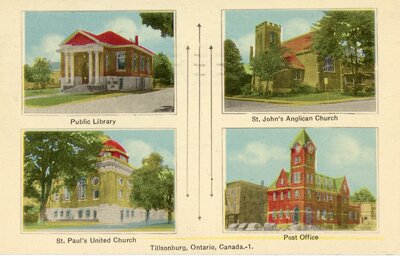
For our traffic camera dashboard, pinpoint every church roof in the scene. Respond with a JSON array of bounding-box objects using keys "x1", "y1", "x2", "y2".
[
  {"x1": 282, "y1": 32, "x2": 314, "y2": 54},
  {"x1": 290, "y1": 128, "x2": 313, "y2": 148},
  {"x1": 284, "y1": 53, "x2": 305, "y2": 69}
]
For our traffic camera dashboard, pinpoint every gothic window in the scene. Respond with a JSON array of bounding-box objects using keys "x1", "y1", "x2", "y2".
[
  {"x1": 323, "y1": 56, "x2": 335, "y2": 72},
  {"x1": 78, "y1": 178, "x2": 87, "y2": 200},
  {"x1": 116, "y1": 51, "x2": 126, "y2": 70}
]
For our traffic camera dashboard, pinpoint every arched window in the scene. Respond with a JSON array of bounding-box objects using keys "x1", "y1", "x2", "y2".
[
  {"x1": 78, "y1": 178, "x2": 87, "y2": 200},
  {"x1": 279, "y1": 209, "x2": 283, "y2": 219}
]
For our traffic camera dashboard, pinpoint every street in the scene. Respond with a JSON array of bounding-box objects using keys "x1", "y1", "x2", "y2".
[
  {"x1": 25, "y1": 88, "x2": 175, "y2": 114},
  {"x1": 224, "y1": 99, "x2": 376, "y2": 113}
]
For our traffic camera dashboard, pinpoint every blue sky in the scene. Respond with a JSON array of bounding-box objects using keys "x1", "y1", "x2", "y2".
[
  {"x1": 225, "y1": 10, "x2": 325, "y2": 63},
  {"x1": 104, "y1": 130, "x2": 175, "y2": 170},
  {"x1": 24, "y1": 11, "x2": 174, "y2": 65},
  {"x1": 226, "y1": 128, "x2": 377, "y2": 197}
]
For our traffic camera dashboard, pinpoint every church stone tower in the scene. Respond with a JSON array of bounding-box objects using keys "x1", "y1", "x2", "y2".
[{"x1": 255, "y1": 21, "x2": 282, "y2": 57}]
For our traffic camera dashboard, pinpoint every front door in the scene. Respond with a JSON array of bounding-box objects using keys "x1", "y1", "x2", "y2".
[
  {"x1": 293, "y1": 207, "x2": 300, "y2": 224},
  {"x1": 81, "y1": 60, "x2": 89, "y2": 84}
]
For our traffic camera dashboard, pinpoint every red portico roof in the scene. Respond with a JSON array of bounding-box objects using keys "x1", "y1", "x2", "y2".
[{"x1": 62, "y1": 30, "x2": 155, "y2": 55}]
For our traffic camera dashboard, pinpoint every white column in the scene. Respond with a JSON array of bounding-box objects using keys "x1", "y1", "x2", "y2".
[
  {"x1": 88, "y1": 51, "x2": 93, "y2": 84},
  {"x1": 95, "y1": 51, "x2": 99, "y2": 84},
  {"x1": 70, "y1": 53, "x2": 74, "y2": 85},
  {"x1": 64, "y1": 52, "x2": 69, "y2": 83}
]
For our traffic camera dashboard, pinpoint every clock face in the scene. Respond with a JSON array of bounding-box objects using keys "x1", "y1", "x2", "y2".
[
  {"x1": 295, "y1": 143, "x2": 301, "y2": 153},
  {"x1": 307, "y1": 143, "x2": 314, "y2": 154}
]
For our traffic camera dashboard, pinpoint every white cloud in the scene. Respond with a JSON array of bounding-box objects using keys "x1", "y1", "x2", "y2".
[
  {"x1": 234, "y1": 142, "x2": 286, "y2": 166},
  {"x1": 124, "y1": 139, "x2": 174, "y2": 169},
  {"x1": 328, "y1": 133, "x2": 375, "y2": 166},
  {"x1": 283, "y1": 18, "x2": 312, "y2": 40},
  {"x1": 104, "y1": 16, "x2": 161, "y2": 44},
  {"x1": 235, "y1": 32, "x2": 254, "y2": 64},
  {"x1": 30, "y1": 34, "x2": 64, "y2": 64}
]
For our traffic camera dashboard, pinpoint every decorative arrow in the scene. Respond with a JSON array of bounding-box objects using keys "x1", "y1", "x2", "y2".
[
  {"x1": 209, "y1": 45, "x2": 214, "y2": 198},
  {"x1": 186, "y1": 46, "x2": 190, "y2": 198},
  {"x1": 197, "y1": 23, "x2": 202, "y2": 220}
]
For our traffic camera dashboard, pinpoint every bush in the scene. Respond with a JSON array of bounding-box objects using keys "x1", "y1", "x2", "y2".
[
  {"x1": 241, "y1": 83, "x2": 262, "y2": 96},
  {"x1": 23, "y1": 204, "x2": 39, "y2": 223},
  {"x1": 291, "y1": 83, "x2": 316, "y2": 94}
]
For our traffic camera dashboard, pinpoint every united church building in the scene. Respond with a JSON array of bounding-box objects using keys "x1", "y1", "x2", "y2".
[{"x1": 46, "y1": 136, "x2": 167, "y2": 224}]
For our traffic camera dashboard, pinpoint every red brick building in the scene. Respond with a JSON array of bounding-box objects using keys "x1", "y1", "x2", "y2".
[
  {"x1": 57, "y1": 29, "x2": 154, "y2": 93},
  {"x1": 267, "y1": 129, "x2": 360, "y2": 228}
]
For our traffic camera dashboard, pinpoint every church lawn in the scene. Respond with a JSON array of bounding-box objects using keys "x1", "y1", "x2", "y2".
[
  {"x1": 227, "y1": 92, "x2": 375, "y2": 105},
  {"x1": 118, "y1": 223, "x2": 175, "y2": 232},
  {"x1": 23, "y1": 221, "x2": 99, "y2": 231},
  {"x1": 25, "y1": 92, "x2": 139, "y2": 107}
]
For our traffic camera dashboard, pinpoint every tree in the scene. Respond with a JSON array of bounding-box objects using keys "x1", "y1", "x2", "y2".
[
  {"x1": 154, "y1": 52, "x2": 174, "y2": 86},
  {"x1": 140, "y1": 13, "x2": 174, "y2": 38},
  {"x1": 24, "y1": 131, "x2": 104, "y2": 223},
  {"x1": 250, "y1": 44, "x2": 286, "y2": 95},
  {"x1": 31, "y1": 57, "x2": 52, "y2": 92},
  {"x1": 312, "y1": 11, "x2": 375, "y2": 95},
  {"x1": 224, "y1": 39, "x2": 247, "y2": 96},
  {"x1": 350, "y1": 188, "x2": 376, "y2": 203},
  {"x1": 130, "y1": 152, "x2": 174, "y2": 223},
  {"x1": 24, "y1": 64, "x2": 33, "y2": 83}
]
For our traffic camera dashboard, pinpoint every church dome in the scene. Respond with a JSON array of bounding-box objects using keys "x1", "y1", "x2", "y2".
[{"x1": 101, "y1": 138, "x2": 129, "y2": 162}]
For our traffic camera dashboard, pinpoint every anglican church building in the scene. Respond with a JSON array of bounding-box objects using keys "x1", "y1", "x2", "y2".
[
  {"x1": 57, "y1": 29, "x2": 154, "y2": 93},
  {"x1": 46, "y1": 136, "x2": 167, "y2": 224},
  {"x1": 267, "y1": 129, "x2": 360, "y2": 227}
]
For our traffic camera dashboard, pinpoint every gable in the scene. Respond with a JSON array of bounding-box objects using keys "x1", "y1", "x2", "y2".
[{"x1": 64, "y1": 32, "x2": 97, "y2": 46}]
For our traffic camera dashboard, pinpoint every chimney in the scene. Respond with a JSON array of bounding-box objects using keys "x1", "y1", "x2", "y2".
[{"x1": 135, "y1": 35, "x2": 139, "y2": 45}]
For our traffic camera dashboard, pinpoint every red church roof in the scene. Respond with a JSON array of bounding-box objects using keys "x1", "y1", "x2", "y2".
[
  {"x1": 282, "y1": 32, "x2": 314, "y2": 54},
  {"x1": 62, "y1": 30, "x2": 155, "y2": 55},
  {"x1": 284, "y1": 53, "x2": 304, "y2": 69}
]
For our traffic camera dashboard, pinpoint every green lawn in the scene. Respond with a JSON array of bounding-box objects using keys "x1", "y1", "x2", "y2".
[
  {"x1": 25, "y1": 92, "x2": 129, "y2": 107},
  {"x1": 229, "y1": 92, "x2": 374, "y2": 105},
  {"x1": 119, "y1": 223, "x2": 175, "y2": 232},
  {"x1": 24, "y1": 88, "x2": 60, "y2": 97},
  {"x1": 24, "y1": 221, "x2": 99, "y2": 230}
]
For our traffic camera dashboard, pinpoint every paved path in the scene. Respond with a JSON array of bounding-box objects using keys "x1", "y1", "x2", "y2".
[
  {"x1": 25, "y1": 88, "x2": 174, "y2": 114},
  {"x1": 225, "y1": 99, "x2": 376, "y2": 113}
]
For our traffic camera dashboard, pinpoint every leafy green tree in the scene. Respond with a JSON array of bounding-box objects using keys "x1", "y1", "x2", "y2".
[
  {"x1": 140, "y1": 13, "x2": 174, "y2": 38},
  {"x1": 130, "y1": 152, "x2": 174, "y2": 222},
  {"x1": 224, "y1": 39, "x2": 247, "y2": 96},
  {"x1": 350, "y1": 188, "x2": 376, "y2": 203},
  {"x1": 250, "y1": 44, "x2": 286, "y2": 95},
  {"x1": 24, "y1": 64, "x2": 33, "y2": 83},
  {"x1": 312, "y1": 11, "x2": 375, "y2": 95},
  {"x1": 24, "y1": 131, "x2": 104, "y2": 223},
  {"x1": 154, "y1": 52, "x2": 174, "y2": 86},
  {"x1": 31, "y1": 57, "x2": 52, "y2": 92}
]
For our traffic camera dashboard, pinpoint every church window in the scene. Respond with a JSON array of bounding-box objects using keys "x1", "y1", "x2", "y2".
[
  {"x1": 293, "y1": 173, "x2": 301, "y2": 184},
  {"x1": 280, "y1": 191, "x2": 284, "y2": 200},
  {"x1": 63, "y1": 188, "x2": 70, "y2": 201},
  {"x1": 78, "y1": 178, "x2": 87, "y2": 200},
  {"x1": 92, "y1": 177, "x2": 100, "y2": 186},
  {"x1": 116, "y1": 51, "x2": 126, "y2": 70},
  {"x1": 294, "y1": 70, "x2": 302, "y2": 80},
  {"x1": 294, "y1": 190, "x2": 300, "y2": 199},
  {"x1": 287, "y1": 191, "x2": 291, "y2": 199},
  {"x1": 323, "y1": 56, "x2": 335, "y2": 72},
  {"x1": 93, "y1": 190, "x2": 100, "y2": 200}
]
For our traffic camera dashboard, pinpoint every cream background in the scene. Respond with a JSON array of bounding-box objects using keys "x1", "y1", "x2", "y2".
[{"x1": 0, "y1": 0, "x2": 399, "y2": 254}]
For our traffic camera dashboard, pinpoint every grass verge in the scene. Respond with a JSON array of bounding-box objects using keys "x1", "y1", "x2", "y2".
[{"x1": 24, "y1": 88, "x2": 60, "y2": 97}]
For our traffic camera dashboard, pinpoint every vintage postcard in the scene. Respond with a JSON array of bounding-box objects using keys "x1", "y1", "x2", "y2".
[
  {"x1": 223, "y1": 9, "x2": 376, "y2": 113},
  {"x1": 225, "y1": 128, "x2": 377, "y2": 231},
  {"x1": 23, "y1": 11, "x2": 175, "y2": 114},
  {"x1": 0, "y1": 0, "x2": 399, "y2": 255},
  {"x1": 23, "y1": 129, "x2": 175, "y2": 232}
]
